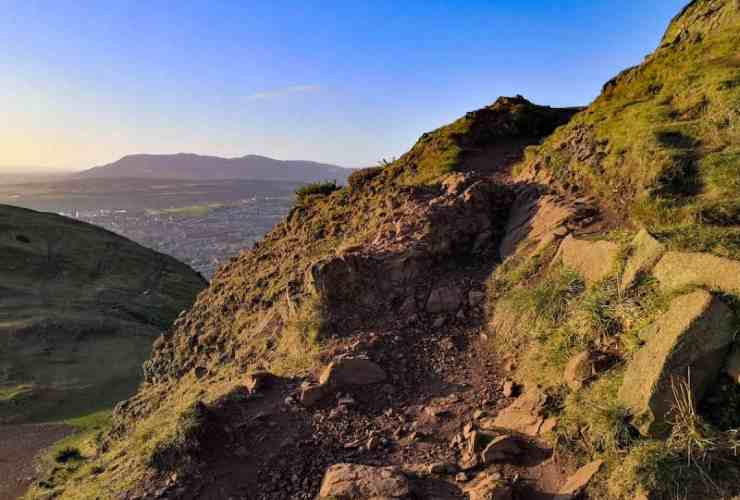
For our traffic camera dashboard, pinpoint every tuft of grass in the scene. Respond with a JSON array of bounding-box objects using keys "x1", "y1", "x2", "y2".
[
  {"x1": 269, "y1": 296, "x2": 326, "y2": 377},
  {"x1": 295, "y1": 180, "x2": 341, "y2": 204},
  {"x1": 54, "y1": 446, "x2": 82, "y2": 463}
]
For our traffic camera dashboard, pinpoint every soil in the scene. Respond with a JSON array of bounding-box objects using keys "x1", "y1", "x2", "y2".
[
  {"x1": 0, "y1": 423, "x2": 74, "y2": 500},
  {"x1": 123, "y1": 238, "x2": 582, "y2": 499}
]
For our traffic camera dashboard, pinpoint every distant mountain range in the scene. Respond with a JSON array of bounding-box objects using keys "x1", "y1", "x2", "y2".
[{"x1": 77, "y1": 153, "x2": 352, "y2": 183}]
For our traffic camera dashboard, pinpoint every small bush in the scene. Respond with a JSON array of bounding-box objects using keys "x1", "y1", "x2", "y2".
[
  {"x1": 55, "y1": 446, "x2": 82, "y2": 463},
  {"x1": 348, "y1": 166, "x2": 383, "y2": 191},
  {"x1": 295, "y1": 180, "x2": 340, "y2": 204}
]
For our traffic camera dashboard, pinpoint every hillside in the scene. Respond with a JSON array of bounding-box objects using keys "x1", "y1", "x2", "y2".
[
  {"x1": 77, "y1": 153, "x2": 352, "y2": 183},
  {"x1": 28, "y1": 2, "x2": 740, "y2": 500},
  {"x1": 0, "y1": 204, "x2": 207, "y2": 424}
]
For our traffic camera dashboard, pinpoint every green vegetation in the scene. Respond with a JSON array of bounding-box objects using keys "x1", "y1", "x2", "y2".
[
  {"x1": 295, "y1": 180, "x2": 341, "y2": 204},
  {"x1": 522, "y1": 3, "x2": 740, "y2": 257},
  {"x1": 55, "y1": 447, "x2": 82, "y2": 464},
  {"x1": 486, "y1": 236, "x2": 740, "y2": 499},
  {"x1": 146, "y1": 203, "x2": 224, "y2": 217},
  {"x1": 0, "y1": 204, "x2": 206, "y2": 424},
  {"x1": 386, "y1": 96, "x2": 578, "y2": 185}
]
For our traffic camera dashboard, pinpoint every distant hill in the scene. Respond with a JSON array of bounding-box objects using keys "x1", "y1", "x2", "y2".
[
  {"x1": 0, "y1": 204, "x2": 207, "y2": 423},
  {"x1": 77, "y1": 153, "x2": 352, "y2": 183}
]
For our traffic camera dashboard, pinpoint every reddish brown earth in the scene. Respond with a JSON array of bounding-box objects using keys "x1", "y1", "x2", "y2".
[
  {"x1": 122, "y1": 234, "x2": 588, "y2": 499},
  {"x1": 0, "y1": 423, "x2": 74, "y2": 500}
]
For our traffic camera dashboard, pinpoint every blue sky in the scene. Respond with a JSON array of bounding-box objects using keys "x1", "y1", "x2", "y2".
[{"x1": 0, "y1": 0, "x2": 687, "y2": 170}]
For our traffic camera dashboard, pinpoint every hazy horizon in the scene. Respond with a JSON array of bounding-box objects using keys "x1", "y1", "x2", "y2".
[{"x1": 1, "y1": 0, "x2": 685, "y2": 172}]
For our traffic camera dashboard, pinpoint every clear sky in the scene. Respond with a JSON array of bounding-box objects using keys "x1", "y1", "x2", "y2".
[{"x1": 1, "y1": 0, "x2": 687, "y2": 171}]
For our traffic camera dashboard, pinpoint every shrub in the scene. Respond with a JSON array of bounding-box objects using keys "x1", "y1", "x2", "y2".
[
  {"x1": 295, "y1": 180, "x2": 340, "y2": 204},
  {"x1": 348, "y1": 166, "x2": 383, "y2": 191},
  {"x1": 55, "y1": 446, "x2": 82, "y2": 463}
]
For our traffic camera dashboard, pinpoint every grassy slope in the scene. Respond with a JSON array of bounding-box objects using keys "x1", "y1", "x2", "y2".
[
  {"x1": 521, "y1": 0, "x2": 740, "y2": 257},
  {"x1": 27, "y1": 98, "x2": 577, "y2": 499},
  {"x1": 490, "y1": 3, "x2": 740, "y2": 496},
  {"x1": 0, "y1": 204, "x2": 207, "y2": 423}
]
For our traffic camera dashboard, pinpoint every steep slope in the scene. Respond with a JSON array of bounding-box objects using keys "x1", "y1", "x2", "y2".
[
  {"x1": 30, "y1": 97, "x2": 580, "y2": 499},
  {"x1": 0, "y1": 205, "x2": 207, "y2": 423},
  {"x1": 521, "y1": 0, "x2": 740, "y2": 257},
  {"x1": 78, "y1": 153, "x2": 352, "y2": 183},
  {"x1": 30, "y1": 2, "x2": 740, "y2": 499}
]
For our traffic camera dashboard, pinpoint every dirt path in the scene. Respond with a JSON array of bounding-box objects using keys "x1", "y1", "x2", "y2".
[{"x1": 0, "y1": 423, "x2": 74, "y2": 500}]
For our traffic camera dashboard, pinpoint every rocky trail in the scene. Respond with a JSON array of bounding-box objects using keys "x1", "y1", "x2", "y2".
[{"x1": 122, "y1": 166, "x2": 605, "y2": 500}]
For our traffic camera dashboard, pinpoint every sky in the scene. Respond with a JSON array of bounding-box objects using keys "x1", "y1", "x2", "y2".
[{"x1": 0, "y1": 0, "x2": 687, "y2": 171}]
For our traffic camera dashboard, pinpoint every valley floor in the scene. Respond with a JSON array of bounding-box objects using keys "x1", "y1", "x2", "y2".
[{"x1": 0, "y1": 423, "x2": 73, "y2": 500}]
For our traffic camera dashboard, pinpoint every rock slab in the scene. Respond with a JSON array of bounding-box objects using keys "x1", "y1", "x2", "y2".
[
  {"x1": 559, "y1": 235, "x2": 620, "y2": 284},
  {"x1": 318, "y1": 463, "x2": 411, "y2": 499},
  {"x1": 620, "y1": 229, "x2": 665, "y2": 291},
  {"x1": 618, "y1": 290, "x2": 735, "y2": 436},
  {"x1": 654, "y1": 251, "x2": 740, "y2": 295}
]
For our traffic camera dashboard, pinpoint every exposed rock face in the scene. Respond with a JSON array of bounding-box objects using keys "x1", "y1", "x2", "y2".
[
  {"x1": 318, "y1": 463, "x2": 411, "y2": 499},
  {"x1": 499, "y1": 188, "x2": 577, "y2": 259},
  {"x1": 653, "y1": 251, "x2": 740, "y2": 295},
  {"x1": 618, "y1": 290, "x2": 735, "y2": 436},
  {"x1": 558, "y1": 235, "x2": 619, "y2": 284},
  {"x1": 0, "y1": 204, "x2": 206, "y2": 423},
  {"x1": 620, "y1": 229, "x2": 665, "y2": 291}
]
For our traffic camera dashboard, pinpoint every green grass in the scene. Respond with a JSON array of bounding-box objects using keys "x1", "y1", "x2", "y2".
[
  {"x1": 486, "y1": 236, "x2": 739, "y2": 499},
  {"x1": 146, "y1": 203, "x2": 224, "y2": 217},
  {"x1": 0, "y1": 383, "x2": 35, "y2": 402},
  {"x1": 295, "y1": 180, "x2": 341, "y2": 204},
  {"x1": 523, "y1": 13, "x2": 740, "y2": 258}
]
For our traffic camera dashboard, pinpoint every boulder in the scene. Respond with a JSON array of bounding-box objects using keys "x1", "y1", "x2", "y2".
[
  {"x1": 464, "y1": 471, "x2": 513, "y2": 500},
  {"x1": 499, "y1": 189, "x2": 578, "y2": 259},
  {"x1": 653, "y1": 251, "x2": 740, "y2": 295},
  {"x1": 618, "y1": 290, "x2": 735, "y2": 436},
  {"x1": 426, "y1": 286, "x2": 463, "y2": 314},
  {"x1": 318, "y1": 463, "x2": 411, "y2": 499},
  {"x1": 487, "y1": 388, "x2": 546, "y2": 436},
  {"x1": 480, "y1": 435, "x2": 523, "y2": 464},
  {"x1": 559, "y1": 235, "x2": 619, "y2": 284},
  {"x1": 724, "y1": 344, "x2": 740, "y2": 384},
  {"x1": 557, "y1": 459, "x2": 604, "y2": 498},
  {"x1": 245, "y1": 370, "x2": 277, "y2": 393},
  {"x1": 299, "y1": 383, "x2": 331, "y2": 407},
  {"x1": 320, "y1": 357, "x2": 387, "y2": 387},
  {"x1": 620, "y1": 229, "x2": 665, "y2": 291}
]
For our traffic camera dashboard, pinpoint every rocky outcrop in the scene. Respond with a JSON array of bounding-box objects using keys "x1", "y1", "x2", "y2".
[
  {"x1": 318, "y1": 463, "x2": 411, "y2": 499},
  {"x1": 558, "y1": 235, "x2": 620, "y2": 284},
  {"x1": 653, "y1": 251, "x2": 740, "y2": 295},
  {"x1": 499, "y1": 189, "x2": 576, "y2": 259},
  {"x1": 618, "y1": 290, "x2": 735, "y2": 436},
  {"x1": 620, "y1": 229, "x2": 665, "y2": 291}
]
